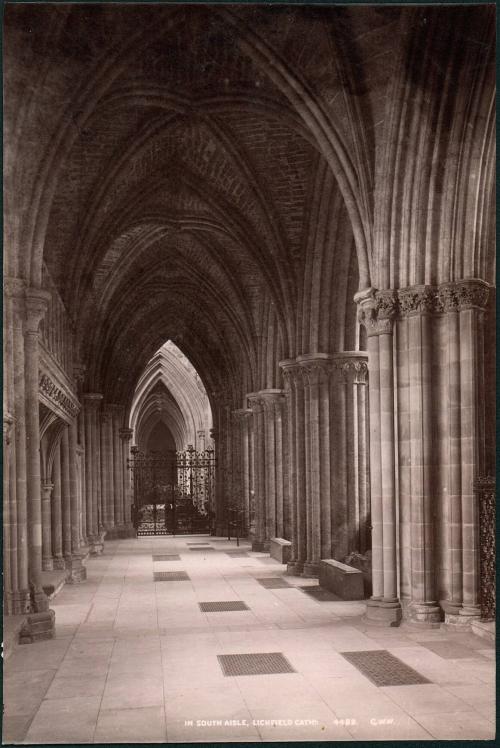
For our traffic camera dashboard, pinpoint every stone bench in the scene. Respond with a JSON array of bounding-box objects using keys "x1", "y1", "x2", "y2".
[
  {"x1": 270, "y1": 537, "x2": 292, "y2": 564},
  {"x1": 319, "y1": 559, "x2": 365, "y2": 600}
]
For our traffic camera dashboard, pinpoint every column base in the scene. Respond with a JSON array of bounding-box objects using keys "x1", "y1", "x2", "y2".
[
  {"x1": 406, "y1": 601, "x2": 442, "y2": 627},
  {"x1": 445, "y1": 604, "x2": 482, "y2": 627},
  {"x1": 302, "y1": 561, "x2": 320, "y2": 578},
  {"x1": 65, "y1": 554, "x2": 87, "y2": 583},
  {"x1": 42, "y1": 558, "x2": 54, "y2": 571},
  {"x1": 30, "y1": 588, "x2": 51, "y2": 613},
  {"x1": 5, "y1": 590, "x2": 32, "y2": 616},
  {"x1": 364, "y1": 597, "x2": 402, "y2": 627},
  {"x1": 286, "y1": 559, "x2": 304, "y2": 575},
  {"x1": 89, "y1": 531, "x2": 106, "y2": 555},
  {"x1": 52, "y1": 555, "x2": 66, "y2": 570},
  {"x1": 19, "y1": 609, "x2": 55, "y2": 643}
]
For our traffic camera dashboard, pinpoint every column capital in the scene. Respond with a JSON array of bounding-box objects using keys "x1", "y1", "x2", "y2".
[
  {"x1": 332, "y1": 352, "x2": 369, "y2": 384},
  {"x1": 3, "y1": 277, "x2": 27, "y2": 298},
  {"x1": 232, "y1": 408, "x2": 252, "y2": 422},
  {"x1": 119, "y1": 427, "x2": 133, "y2": 442},
  {"x1": 25, "y1": 288, "x2": 52, "y2": 333},
  {"x1": 355, "y1": 288, "x2": 397, "y2": 336},
  {"x1": 82, "y1": 392, "x2": 103, "y2": 411},
  {"x1": 73, "y1": 363, "x2": 86, "y2": 387},
  {"x1": 437, "y1": 278, "x2": 490, "y2": 312},
  {"x1": 398, "y1": 285, "x2": 436, "y2": 316},
  {"x1": 297, "y1": 354, "x2": 334, "y2": 386},
  {"x1": 3, "y1": 411, "x2": 15, "y2": 445}
]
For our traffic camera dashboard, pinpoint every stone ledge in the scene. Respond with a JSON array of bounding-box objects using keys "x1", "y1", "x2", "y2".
[
  {"x1": 319, "y1": 559, "x2": 364, "y2": 600},
  {"x1": 270, "y1": 538, "x2": 292, "y2": 564},
  {"x1": 471, "y1": 619, "x2": 495, "y2": 642}
]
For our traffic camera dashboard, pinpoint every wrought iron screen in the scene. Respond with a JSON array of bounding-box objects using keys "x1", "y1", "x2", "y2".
[
  {"x1": 128, "y1": 445, "x2": 215, "y2": 535},
  {"x1": 475, "y1": 475, "x2": 495, "y2": 621}
]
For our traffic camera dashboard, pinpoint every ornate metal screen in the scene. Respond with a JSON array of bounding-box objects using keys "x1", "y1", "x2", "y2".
[
  {"x1": 128, "y1": 445, "x2": 215, "y2": 535},
  {"x1": 475, "y1": 476, "x2": 495, "y2": 621}
]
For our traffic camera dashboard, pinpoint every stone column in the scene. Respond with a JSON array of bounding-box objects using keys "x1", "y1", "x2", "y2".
[
  {"x1": 100, "y1": 405, "x2": 115, "y2": 530},
  {"x1": 51, "y1": 442, "x2": 64, "y2": 569},
  {"x1": 82, "y1": 394, "x2": 103, "y2": 553},
  {"x1": 259, "y1": 390, "x2": 286, "y2": 542},
  {"x1": 11, "y1": 284, "x2": 30, "y2": 614},
  {"x1": 356, "y1": 288, "x2": 402, "y2": 625},
  {"x1": 3, "y1": 412, "x2": 17, "y2": 612},
  {"x1": 119, "y1": 428, "x2": 134, "y2": 531},
  {"x1": 60, "y1": 426, "x2": 73, "y2": 564},
  {"x1": 353, "y1": 359, "x2": 370, "y2": 555},
  {"x1": 297, "y1": 356, "x2": 333, "y2": 577},
  {"x1": 232, "y1": 409, "x2": 252, "y2": 534},
  {"x1": 437, "y1": 280, "x2": 489, "y2": 624},
  {"x1": 331, "y1": 353, "x2": 370, "y2": 559},
  {"x1": 68, "y1": 415, "x2": 86, "y2": 581},
  {"x1": 41, "y1": 481, "x2": 54, "y2": 571},
  {"x1": 25, "y1": 288, "x2": 52, "y2": 611},
  {"x1": 248, "y1": 394, "x2": 267, "y2": 550},
  {"x1": 197, "y1": 430, "x2": 206, "y2": 452},
  {"x1": 399, "y1": 287, "x2": 441, "y2": 624},
  {"x1": 111, "y1": 407, "x2": 124, "y2": 530},
  {"x1": 279, "y1": 361, "x2": 306, "y2": 574}
]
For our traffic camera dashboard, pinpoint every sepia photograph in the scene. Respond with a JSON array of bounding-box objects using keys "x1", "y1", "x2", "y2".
[{"x1": 2, "y1": 0, "x2": 496, "y2": 744}]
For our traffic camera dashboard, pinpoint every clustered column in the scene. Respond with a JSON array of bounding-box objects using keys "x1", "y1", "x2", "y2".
[
  {"x1": 356, "y1": 289, "x2": 402, "y2": 624},
  {"x1": 247, "y1": 390, "x2": 287, "y2": 551},
  {"x1": 82, "y1": 393, "x2": 104, "y2": 554},
  {"x1": 119, "y1": 427, "x2": 134, "y2": 531},
  {"x1": 231, "y1": 409, "x2": 252, "y2": 533}
]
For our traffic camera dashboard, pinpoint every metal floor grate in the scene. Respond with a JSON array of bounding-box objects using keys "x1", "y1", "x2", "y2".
[
  {"x1": 153, "y1": 571, "x2": 190, "y2": 582},
  {"x1": 199, "y1": 601, "x2": 249, "y2": 612},
  {"x1": 217, "y1": 652, "x2": 295, "y2": 676},
  {"x1": 256, "y1": 577, "x2": 291, "y2": 589},
  {"x1": 257, "y1": 557, "x2": 279, "y2": 564},
  {"x1": 341, "y1": 650, "x2": 431, "y2": 687},
  {"x1": 187, "y1": 542, "x2": 211, "y2": 546},
  {"x1": 225, "y1": 550, "x2": 249, "y2": 557},
  {"x1": 299, "y1": 585, "x2": 340, "y2": 601},
  {"x1": 152, "y1": 554, "x2": 180, "y2": 561},
  {"x1": 189, "y1": 547, "x2": 215, "y2": 552}
]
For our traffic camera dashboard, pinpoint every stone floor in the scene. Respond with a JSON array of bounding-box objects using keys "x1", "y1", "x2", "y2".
[{"x1": 3, "y1": 536, "x2": 496, "y2": 743}]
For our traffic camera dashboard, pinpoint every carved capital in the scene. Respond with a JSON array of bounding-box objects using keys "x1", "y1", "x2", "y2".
[
  {"x1": 4, "y1": 277, "x2": 27, "y2": 299},
  {"x1": 398, "y1": 285, "x2": 436, "y2": 316},
  {"x1": 356, "y1": 288, "x2": 395, "y2": 336},
  {"x1": 119, "y1": 427, "x2": 133, "y2": 442},
  {"x1": 333, "y1": 355, "x2": 369, "y2": 385},
  {"x1": 82, "y1": 393, "x2": 103, "y2": 411},
  {"x1": 73, "y1": 364, "x2": 86, "y2": 387},
  {"x1": 3, "y1": 412, "x2": 15, "y2": 445},
  {"x1": 438, "y1": 279, "x2": 490, "y2": 312},
  {"x1": 25, "y1": 289, "x2": 51, "y2": 334},
  {"x1": 232, "y1": 408, "x2": 252, "y2": 423}
]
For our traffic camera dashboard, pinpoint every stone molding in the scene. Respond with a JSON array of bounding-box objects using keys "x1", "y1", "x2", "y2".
[
  {"x1": 3, "y1": 412, "x2": 15, "y2": 445},
  {"x1": 280, "y1": 353, "x2": 368, "y2": 384},
  {"x1": 25, "y1": 289, "x2": 52, "y2": 333},
  {"x1": 39, "y1": 373, "x2": 80, "y2": 420},
  {"x1": 356, "y1": 280, "x2": 491, "y2": 333},
  {"x1": 119, "y1": 427, "x2": 133, "y2": 441},
  {"x1": 82, "y1": 393, "x2": 104, "y2": 412},
  {"x1": 232, "y1": 408, "x2": 252, "y2": 422}
]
